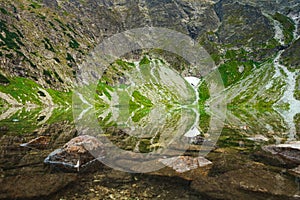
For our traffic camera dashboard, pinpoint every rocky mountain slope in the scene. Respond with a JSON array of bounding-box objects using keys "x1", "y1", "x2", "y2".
[{"x1": 0, "y1": 0, "x2": 299, "y2": 108}]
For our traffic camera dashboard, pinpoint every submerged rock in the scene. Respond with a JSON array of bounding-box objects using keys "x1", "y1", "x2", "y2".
[
  {"x1": 159, "y1": 156, "x2": 212, "y2": 173},
  {"x1": 191, "y1": 165, "x2": 300, "y2": 199},
  {"x1": 44, "y1": 135, "x2": 105, "y2": 172},
  {"x1": 0, "y1": 173, "x2": 77, "y2": 199},
  {"x1": 262, "y1": 142, "x2": 300, "y2": 165}
]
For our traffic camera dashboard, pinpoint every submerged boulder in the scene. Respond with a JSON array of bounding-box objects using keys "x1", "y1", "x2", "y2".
[
  {"x1": 159, "y1": 156, "x2": 212, "y2": 173},
  {"x1": 44, "y1": 135, "x2": 105, "y2": 172},
  {"x1": 191, "y1": 165, "x2": 300, "y2": 199},
  {"x1": 262, "y1": 142, "x2": 300, "y2": 165}
]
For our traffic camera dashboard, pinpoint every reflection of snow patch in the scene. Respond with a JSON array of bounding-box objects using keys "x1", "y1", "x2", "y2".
[
  {"x1": 273, "y1": 50, "x2": 300, "y2": 141},
  {"x1": 184, "y1": 126, "x2": 201, "y2": 137}
]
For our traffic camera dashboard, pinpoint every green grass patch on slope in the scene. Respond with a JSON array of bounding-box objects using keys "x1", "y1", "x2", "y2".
[
  {"x1": 218, "y1": 60, "x2": 256, "y2": 87},
  {"x1": 0, "y1": 77, "x2": 72, "y2": 106},
  {"x1": 0, "y1": 77, "x2": 43, "y2": 105}
]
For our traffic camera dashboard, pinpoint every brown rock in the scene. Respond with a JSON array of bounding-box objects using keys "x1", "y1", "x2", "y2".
[
  {"x1": 44, "y1": 135, "x2": 104, "y2": 172},
  {"x1": 191, "y1": 165, "x2": 299, "y2": 200}
]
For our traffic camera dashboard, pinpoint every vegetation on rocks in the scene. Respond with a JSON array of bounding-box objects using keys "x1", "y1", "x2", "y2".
[{"x1": 272, "y1": 12, "x2": 296, "y2": 45}]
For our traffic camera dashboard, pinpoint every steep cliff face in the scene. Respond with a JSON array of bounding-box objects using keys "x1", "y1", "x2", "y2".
[{"x1": 0, "y1": 0, "x2": 299, "y2": 106}]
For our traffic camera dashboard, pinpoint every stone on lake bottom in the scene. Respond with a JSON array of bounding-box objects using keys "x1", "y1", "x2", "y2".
[
  {"x1": 159, "y1": 156, "x2": 212, "y2": 173},
  {"x1": 44, "y1": 135, "x2": 104, "y2": 172}
]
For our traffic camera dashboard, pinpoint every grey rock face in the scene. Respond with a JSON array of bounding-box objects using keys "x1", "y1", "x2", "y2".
[{"x1": 215, "y1": 1, "x2": 273, "y2": 47}]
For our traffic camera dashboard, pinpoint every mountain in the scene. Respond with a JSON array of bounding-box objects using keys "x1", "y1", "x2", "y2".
[{"x1": 0, "y1": 0, "x2": 299, "y2": 109}]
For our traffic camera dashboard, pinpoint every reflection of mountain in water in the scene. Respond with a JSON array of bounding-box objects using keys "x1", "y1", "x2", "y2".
[{"x1": 83, "y1": 57, "x2": 201, "y2": 153}]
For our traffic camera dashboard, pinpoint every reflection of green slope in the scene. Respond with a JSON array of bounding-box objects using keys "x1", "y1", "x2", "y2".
[
  {"x1": 132, "y1": 107, "x2": 151, "y2": 123},
  {"x1": 132, "y1": 90, "x2": 153, "y2": 107},
  {"x1": 93, "y1": 56, "x2": 201, "y2": 152},
  {"x1": 225, "y1": 61, "x2": 286, "y2": 108},
  {"x1": 97, "y1": 112, "x2": 116, "y2": 128},
  {"x1": 226, "y1": 107, "x2": 287, "y2": 139},
  {"x1": 217, "y1": 105, "x2": 290, "y2": 150},
  {"x1": 95, "y1": 56, "x2": 197, "y2": 127},
  {"x1": 117, "y1": 90, "x2": 131, "y2": 122},
  {"x1": 198, "y1": 105, "x2": 210, "y2": 134},
  {"x1": 0, "y1": 107, "x2": 73, "y2": 135},
  {"x1": 198, "y1": 81, "x2": 210, "y2": 103},
  {"x1": 101, "y1": 108, "x2": 195, "y2": 153},
  {"x1": 96, "y1": 82, "x2": 114, "y2": 101},
  {"x1": 96, "y1": 56, "x2": 196, "y2": 107}
]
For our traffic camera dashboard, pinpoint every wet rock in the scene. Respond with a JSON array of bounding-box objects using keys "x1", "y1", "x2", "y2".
[
  {"x1": 20, "y1": 136, "x2": 50, "y2": 149},
  {"x1": 44, "y1": 135, "x2": 105, "y2": 172},
  {"x1": 0, "y1": 173, "x2": 77, "y2": 199},
  {"x1": 262, "y1": 142, "x2": 300, "y2": 165},
  {"x1": 159, "y1": 156, "x2": 212, "y2": 173},
  {"x1": 191, "y1": 165, "x2": 299, "y2": 200}
]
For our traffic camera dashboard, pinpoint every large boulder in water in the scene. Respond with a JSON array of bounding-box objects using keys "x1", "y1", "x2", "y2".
[{"x1": 44, "y1": 135, "x2": 105, "y2": 172}]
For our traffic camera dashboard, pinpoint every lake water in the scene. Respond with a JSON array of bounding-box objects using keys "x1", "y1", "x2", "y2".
[{"x1": 0, "y1": 105, "x2": 299, "y2": 199}]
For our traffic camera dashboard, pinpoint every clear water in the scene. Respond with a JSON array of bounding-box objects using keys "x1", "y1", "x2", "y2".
[{"x1": 0, "y1": 99, "x2": 299, "y2": 199}]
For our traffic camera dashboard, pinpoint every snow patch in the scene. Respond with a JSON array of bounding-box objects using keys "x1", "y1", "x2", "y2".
[{"x1": 184, "y1": 77, "x2": 201, "y2": 88}]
